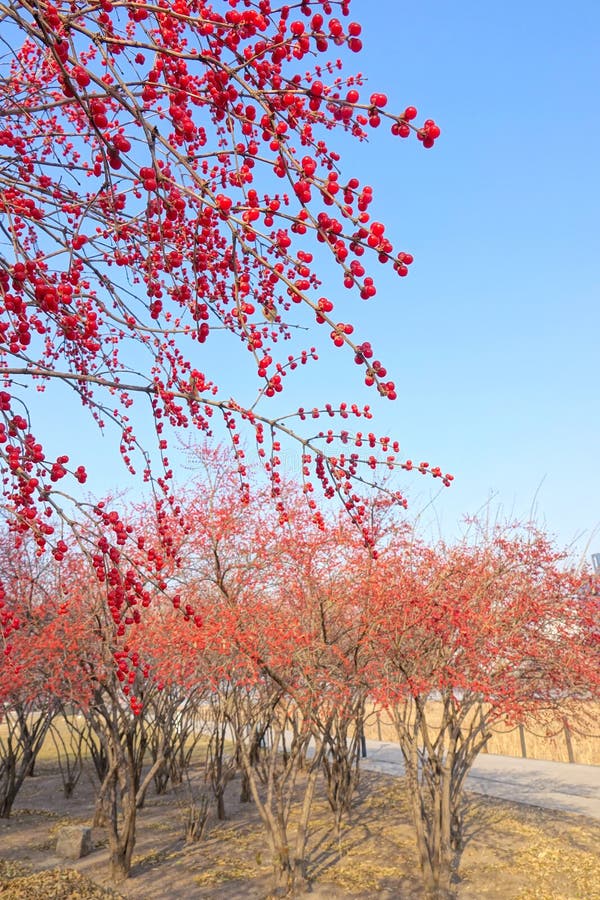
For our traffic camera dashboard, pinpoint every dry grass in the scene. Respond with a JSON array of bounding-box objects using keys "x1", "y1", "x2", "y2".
[
  {"x1": 363, "y1": 702, "x2": 600, "y2": 766},
  {"x1": 4, "y1": 703, "x2": 597, "y2": 768},
  {"x1": 0, "y1": 714, "x2": 211, "y2": 769}
]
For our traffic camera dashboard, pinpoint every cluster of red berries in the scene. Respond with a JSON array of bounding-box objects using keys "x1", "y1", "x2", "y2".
[{"x1": 417, "y1": 119, "x2": 442, "y2": 149}]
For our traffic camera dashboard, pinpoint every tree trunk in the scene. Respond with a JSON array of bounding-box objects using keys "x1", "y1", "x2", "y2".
[
  {"x1": 240, "y1": 769, "x2": 252, "y2": 803},
  {"x1": 109, "y1": 840, "x2": 136, "y2": 883},
  {"x1": 0, "y1": 757, "x2": 18, "y2": 819},
  {"x1": 270, "y1": 839, "x2": 310, "y2": 896},
  {"x1": 216, "y1": 789, "x2": 226, "y2": 821},
  {"x1": 105, "y1": 771, "x2": 137, "y2": 881},
  {"x1": 291, "y1": 761, "x2": 320, "y2": 886}
]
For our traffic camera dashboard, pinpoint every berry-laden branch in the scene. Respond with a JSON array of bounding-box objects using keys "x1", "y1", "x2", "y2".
[{"x1": 0, "y1": 0, "x2": 449, "y2": 557}]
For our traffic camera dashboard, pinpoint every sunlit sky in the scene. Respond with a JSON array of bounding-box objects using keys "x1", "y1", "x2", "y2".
[{"x1": 25, "y1": 0, "x2": 600, "y2": 556}]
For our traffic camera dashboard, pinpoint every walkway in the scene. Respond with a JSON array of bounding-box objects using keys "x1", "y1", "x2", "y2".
[{"x1": 362, "y1": 740, "x2": 600, "y2": 821}]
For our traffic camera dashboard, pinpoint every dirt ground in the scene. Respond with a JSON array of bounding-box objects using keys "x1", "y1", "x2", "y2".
[{"x1": 1, "y1": 760, "x2": 599, "y2": 899}]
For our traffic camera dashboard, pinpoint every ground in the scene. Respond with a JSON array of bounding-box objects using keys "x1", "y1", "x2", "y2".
[{"x1": 0, "y1": 760, "x2": 599, "y2": 899}]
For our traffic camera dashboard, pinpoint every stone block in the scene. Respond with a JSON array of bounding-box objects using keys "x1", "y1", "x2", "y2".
[{"x1": 55, "y1": 825, "x2": 93, "y2": 860}]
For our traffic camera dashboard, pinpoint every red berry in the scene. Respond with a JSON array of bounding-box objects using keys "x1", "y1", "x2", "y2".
[
  {"x1": 73, "y1": 67, "x2": 90, "y2": 88},
  {"x1": 370, "y1": 92, "x2": 387, "y2": 107}
]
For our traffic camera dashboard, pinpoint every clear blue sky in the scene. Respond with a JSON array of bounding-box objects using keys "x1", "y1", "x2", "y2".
[
  {"x1": 332, "y1": 0, "x2": 600, "y2": 552},
  {"x1": 26, "y1": 0, "x2": 600, "y2": 556}
]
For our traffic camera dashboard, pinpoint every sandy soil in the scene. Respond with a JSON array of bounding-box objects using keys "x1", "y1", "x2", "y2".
[{"x1": 1, "y1": 760, "x2": 599, "y2": 899}]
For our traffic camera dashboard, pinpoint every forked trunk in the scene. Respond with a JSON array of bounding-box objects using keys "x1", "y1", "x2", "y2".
[
  {"x1": 271, "y1": 844, "x2": 309, "y2": 896},
  {"x1": 109, "y1": 842, "x2": 135, "y2": 883},
  {"x1": 405, "y1": 744, "x2": 455, "y2": 899}
]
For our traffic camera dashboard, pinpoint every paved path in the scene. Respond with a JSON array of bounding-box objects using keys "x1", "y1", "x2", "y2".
[{"x1": 362, "y1": 740, "x2": 600, "y2": 821}]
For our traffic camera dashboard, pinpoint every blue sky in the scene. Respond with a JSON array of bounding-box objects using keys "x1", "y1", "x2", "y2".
[
  {"x1": 23, "y1": 0, "x2": 599, "y2": 557},
  {"x1": 341, "y1": 0, "x2": 600, "y2": 552}
]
